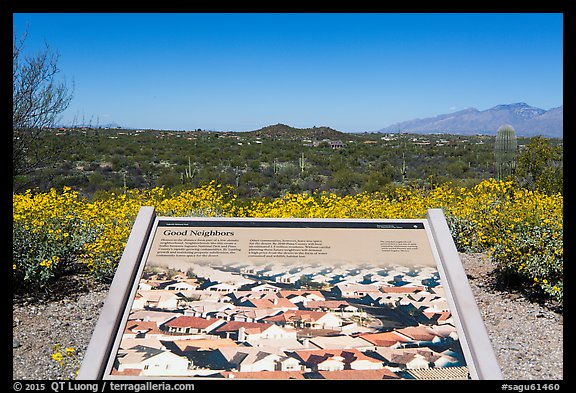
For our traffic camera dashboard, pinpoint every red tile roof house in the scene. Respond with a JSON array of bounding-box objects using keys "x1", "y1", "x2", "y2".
[
  {"x1": 137, "y1": 280, "x2": 162, "y2": 290},
  {"x1": 315, "y1": 369, "x2": 401, "y2": 380},
  {"x1": 239, "y1": 297, "x2": 299, "y2": 310},
  {"x1": 370, "y1": 347, "x2": 462, "y2": 370},
  {"x1": 182, "y1": 301, "x2": 234, "y2": 318},
  {"x1": 382, "y1": 281, "x2": 426, "y2": 290},
  {"x1": 123, "y1": 321, "x2": 164, "y2": 339},
  {"x1": 128, "y1": 310, "x2": 181, "y2": 325},
  {"x1": 159, "y1": 280, "x2": 198, "y2": 291},
  {"x1": 245, "y1": 282, "x2": 283, "y2": 292},
  {"x1": 422, "y1": 310, "x2": 453, "y2": 325},
  {"x1": 303, "y1": 300, "x2": 359, "y2": 314},
  {"x1": 307, "y1": 335, "x2": 376, "y2": 351},
  {"x1": 132, "y1": 290, "x2": 182, "y2": 310},
  {"x1": 213, "y1": 306, "x2": 281, "y2": 323},
  {"x1": 369, "y1": 347, "x2": 431, "y2": 370},
  {"x1": 113, "y1": 345, "x2": 190, "y2": 376},
  {"x1": 428, "y1": 324, "x2": 460, "y2": 340},
  {"x1": 203, "y1": 282, "x2": 240, "y2": 292},
  {"x1": 207, "y1": 347, "x2": 283, "y2": 373},
  {"x1": 291, "y1": 348, "x2": 384, "y2": 372},
  {"x1": 332, "y1": 283, "x2": 382, "y2": 299},
  {"x1": 213, "y1": 321, "x2": 297, "y2": 341},
  {"x1": 357, "y1": 331, "x2": 412, "y2": 348},
  {"x1": 272, "y1": 272, "x2": 301, "y2": 284},
  {"x1": 263, "y1": 310, "x2": 344, "y2": 330},
  {"x1": 171, "y1": 271, "x2": 190, "y2": 280},
  {"x1": 218, "y1": 370, "x2": 307, "y2": 379},
  {"x1": 169, "y1": 338, "x2": 238, "y2": 352},
  {"x1": 278, "y1": 290, "x2": 325, "y2": 305},
  {"x1": 160, "y1": 316, "x2": 225, "y2": 335},
  {"x1": 228, "y1": 290, "x2": 280, "y2": 304},
  {"x1": 393, "y1": 325, "x2": 444, "y2": 346},
  {"x1": 120, "y1": 337, "x2": 165, "y2": 354}
]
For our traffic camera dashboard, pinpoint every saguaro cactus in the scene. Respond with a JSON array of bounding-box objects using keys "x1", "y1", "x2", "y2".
[
  {"x1": 494, "y1": 124, "x2": 518, "y2": 180},
  {"x1": 299, "y1": 153, "x2": 306, "y2": 176}
]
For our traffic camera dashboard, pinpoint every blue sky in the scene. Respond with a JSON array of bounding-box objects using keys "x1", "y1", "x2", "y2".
[{"x1": 13, "y1": 13, "x2": 563, "y2": 132}]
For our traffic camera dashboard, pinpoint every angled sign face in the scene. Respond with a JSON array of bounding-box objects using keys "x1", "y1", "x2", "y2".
[{"x1": 79, "y1": 207, "x2": 501, "y2": 380}]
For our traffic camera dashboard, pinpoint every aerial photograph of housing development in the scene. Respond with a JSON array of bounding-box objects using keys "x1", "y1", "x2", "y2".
[{"x1": 108, "y1": 257, "x2": 470, "y2": 380}]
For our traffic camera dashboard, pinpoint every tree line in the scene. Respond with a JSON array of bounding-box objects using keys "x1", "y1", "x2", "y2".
[{"x1": 12, "y1": 127, "x2": 563, "y2": 199}]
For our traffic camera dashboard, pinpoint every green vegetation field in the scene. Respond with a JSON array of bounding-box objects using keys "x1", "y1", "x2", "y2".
[
  {"x1": 16, "y1": 125, "x2": 552, "y2": 198},
  {"x1": 12, "y1": 127, "x2": 563, "y2": 308}
]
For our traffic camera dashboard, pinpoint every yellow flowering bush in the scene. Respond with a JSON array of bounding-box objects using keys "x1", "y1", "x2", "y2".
[
  {"x1": 12, "y1": 179, "x2": 562, "y2": 302},
  {"x1": 12, "y1": 187, "x2": 100, "y2": 288},
  {"x1": 12, "y1": 182, "x2": 238, "y2": 287},
  {"x1": 443, "y1": 180, "x2": 563, "y2": 301}
]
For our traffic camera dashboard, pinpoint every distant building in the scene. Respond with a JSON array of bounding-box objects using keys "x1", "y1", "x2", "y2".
[{"x1": 330, "y1": 140, "x2": 345, "y2": 149}]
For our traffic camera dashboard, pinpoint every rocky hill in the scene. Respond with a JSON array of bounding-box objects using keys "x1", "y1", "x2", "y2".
[{"x1": 246, "y1": 123, "x2": 352, "y2": 140}]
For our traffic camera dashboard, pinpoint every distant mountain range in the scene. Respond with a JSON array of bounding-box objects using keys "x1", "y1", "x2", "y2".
[
  {"x1": 60, "y1": 102, "x2": 562, "y2": 139},
  {"x1": 378, "y1": 103, "x2": 563, "y2": 138}
]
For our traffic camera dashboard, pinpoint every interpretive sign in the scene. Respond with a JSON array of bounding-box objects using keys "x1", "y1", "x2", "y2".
[{"x1": 78, "y1": 207, "x2": 502, "y2": 380}]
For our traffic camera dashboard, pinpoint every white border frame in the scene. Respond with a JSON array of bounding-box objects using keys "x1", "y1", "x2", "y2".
[{"x1": 426, "y1": 208, "x2": 503, "y2": 379}]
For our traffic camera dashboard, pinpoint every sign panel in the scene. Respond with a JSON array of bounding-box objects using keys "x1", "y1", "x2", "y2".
[{"x1": 79, "y1": 208, "x2": 501, "y2": 380}]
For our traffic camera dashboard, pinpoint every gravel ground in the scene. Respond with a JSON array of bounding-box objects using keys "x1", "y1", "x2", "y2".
[
  {"x1": 12, "y1": 253, "x2": 563, "y2": 380},
  {"x1": 458, "y1": 253, "x2": 563, "y2": 380}
]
